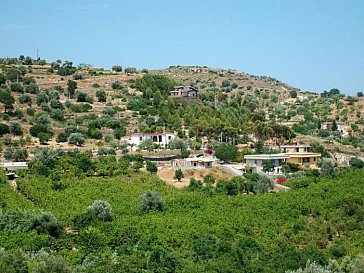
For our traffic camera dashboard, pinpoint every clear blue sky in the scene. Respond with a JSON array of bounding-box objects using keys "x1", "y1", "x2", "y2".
[{"x1": 1, "y1": 0, "x2": 363, "y2": 95}]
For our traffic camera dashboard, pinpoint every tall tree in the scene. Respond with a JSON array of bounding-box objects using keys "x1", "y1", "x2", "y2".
[
  {"x1": 0, "y1": 90, "x2": 15, "y2": 112},
  {"x1": 67, "y1": 80, "x2": 77, "y2": 99}
]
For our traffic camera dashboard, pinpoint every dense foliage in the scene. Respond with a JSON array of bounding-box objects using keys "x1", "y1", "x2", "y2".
[{"x1": 0, "y1": 165, "x2": 361, "y2": 272}]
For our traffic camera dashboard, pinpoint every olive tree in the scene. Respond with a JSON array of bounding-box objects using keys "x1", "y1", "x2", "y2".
[
  {"x1": 68, "y1": 133, "x2": 85, "y2": 146},
  {"x1": 139, "y1": 191, "x2": 164, "y2": 213},
  {"x1": 87, "y1": 200, "x2": 113, "y2": 221}
]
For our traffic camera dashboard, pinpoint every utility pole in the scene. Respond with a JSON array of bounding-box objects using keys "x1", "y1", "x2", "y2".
[{"x1": 36, "y1": 49, "x2": 39, "y2": 60}]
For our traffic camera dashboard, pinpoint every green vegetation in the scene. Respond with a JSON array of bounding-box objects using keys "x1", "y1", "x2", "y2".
[
  {"x1": 0, "y1": 57, "x2": 363, "y2": 272},
  {"x1": 0, "y1": 158, "x2": 361, "y2": 272}
]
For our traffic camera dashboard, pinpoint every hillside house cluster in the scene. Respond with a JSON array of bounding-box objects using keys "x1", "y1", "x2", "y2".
[{"x1": 243, "y1": 144, "x2": 321, "y2": 174}]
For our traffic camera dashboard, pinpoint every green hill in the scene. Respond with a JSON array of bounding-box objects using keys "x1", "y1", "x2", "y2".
[{"x1": 0, "y1": 167, "x2": 363, "y2": 272}]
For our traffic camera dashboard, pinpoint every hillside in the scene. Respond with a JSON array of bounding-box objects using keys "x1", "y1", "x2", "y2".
[
  {"x1": 0, "y1": 57, "x2": 363, "y2": 162},
  {"x1": 0, "y1": 57, "x2": 364, "y2": 272},
  {"x1": 1, "y1": 164, "x2": 364, "y2": 272}
]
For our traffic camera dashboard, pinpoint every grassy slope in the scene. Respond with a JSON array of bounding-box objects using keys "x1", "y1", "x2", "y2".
[
  {"x1": 0, "y1": 182, "x2": 34, "y2": 210},
  {"x1": 14, "y1": 169, "x2": 364, "y2": 272}
]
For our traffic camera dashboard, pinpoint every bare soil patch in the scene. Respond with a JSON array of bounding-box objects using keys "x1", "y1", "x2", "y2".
[{"x1": 157, "y1": 167, "x2": 234, "y2": 188}]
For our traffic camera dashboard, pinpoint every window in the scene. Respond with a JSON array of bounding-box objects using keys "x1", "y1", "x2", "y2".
[
  {"x1": 303, "y1": 158, "x2": 310, "y2": 163},
  {"x1": 139, "y1": 136, "x2": 142, "y2": 141},
  {"x1": 313, "y1": 157, "x2": 316, "y2": 161},
  {"x1": 296, "y1": 148, "x2": 299, "y2": 152},
  {"x1": 168, "y1": 136, "x2": 172, "y2": 140}
]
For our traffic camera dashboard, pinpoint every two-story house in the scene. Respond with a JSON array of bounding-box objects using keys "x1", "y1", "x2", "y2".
[
  {"x1": 281, "y1": 144, "x2": 321, "y2": 169},
  {"x1": 243, "y1": 154, "x2": 289, "y2": 174},
  {"x1": 169, "y1": 86, "x2": 198, "y2": 98}
]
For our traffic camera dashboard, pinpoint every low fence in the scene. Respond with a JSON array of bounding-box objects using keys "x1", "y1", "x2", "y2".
[{"x1": 143, "y1": 155, "x2": 180, "y2": 162}]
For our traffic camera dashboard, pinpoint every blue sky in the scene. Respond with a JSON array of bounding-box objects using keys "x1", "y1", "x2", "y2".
[{"x1": 1, "y1": 0, "x2": 363, "y2": 95}]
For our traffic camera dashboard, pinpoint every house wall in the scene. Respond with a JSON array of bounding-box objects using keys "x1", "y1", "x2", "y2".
[
  {"x1": 244, "y1": 158, "x2": 285, "y2": 174},
  {"x1": 171, "y1": 160, "x2": 214, "y2": 169},
  {"x1": 129, "y1": 134, "x2": 175, "y2": 147},
  {"x1": 283, "y1": 147, "x2": 311, "y2": 153},
  {"x1": 288, "y1": 157, "x2": 318, "y2": 164},
  {"x1": 288, "y1": 156, "x2": 319, "y2": 169}
]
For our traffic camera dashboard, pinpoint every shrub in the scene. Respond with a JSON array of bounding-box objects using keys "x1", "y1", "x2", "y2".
[
  {"x1": 146, "y1": 161, "x2": 158, "y2": 174},
  {"x1": 221, "y1": 80, "x2": 230, "y2": 87},
  {"x1": 188, "y1": 178, "x2": 203, "y2": 191},
  {"x1": 26, "y1": 107, "x2": 35, "y2": 116},
  {"x1": 37, "y1": 91, "x2": 49, "y2": 105},
  {"x1": 10, "y1": 82, "x2": 24, "y2": 93},
  {"x1": 73, "y1": 72, "x2": 83, "y2": 80},
  {"x1": 50, "y1": 98, "x2": 63, "y2": 109},
  {"x1": 87, "y1": 128, "x2": 103, "y2": 139},
  {"x1": 139, "y1": 191, "x2": 164, "y2": 213},
  {"x1": 124, "y1": 67, "x2": 137, "y2": 74},
  {"x1": 76, "y1": 91, "x2": 93, "y2": 103},
  {"x1": 19, "y1": 93, "x2": 32, "y2": 105},
  {"x1": 67, "y1": 80, "x2": 77, "y2": 98},
  {"x1": 4, "y1": 148, "x2": 13, "y2": 160},
  {"x1": 96, "y1": 89, "x2": 106, "y2": 102},
  {"x1": 30, "y1": 211, "x2": 64, "y2": 238},
  {"x1": 0, "y1": 123, "x2": 10, "y2": 135},
  {"x1": 30, "y1": 254, "x2": 72, "y2": 273},
  {"x1": 349, "y1": 157, "x2": 364, "y2": 169},
  {"x1": 214, "y1": 144, "x2": 238, "y2": 163},
  {"x1": 10, "y1": 122, "x2": 23, "y2": 135},
  {"x1": 174, "y1": 169, "x2": 184, "y2": 182},
  {"x1": 87, "y1": 200, "x2": 113, "y2": 221},
  {"x1": 111, "y1": 81, "x2": 123, "y2": 89},
  {"x1": 290, "y1": 90, "x2": 298, "y2": 98},
  {"x1": 38, "y1": 132, "x2": 52, "y2": 144},
  {"x1": 112, "y1": 65, "x2": 122, "y2": 72},
  {"x1": 330, "y1": 244, "x2": 347, "y2": 258},
  {"x1": 40, "y1": 102, "x2": 51, "y2": 112},
  {"x1": 102, "y1": 107, "x2": 116, "y2": 116},
  {"x1": 30, "y1": 124, "x2": 50, "y2": 137},
  {"x1": 56, "y1": 132, "x2": 69, "y2": 143},
  {"x1": 321, "y1": 159, "x2": 336, "y2": 177},
  {"x1": 231, "y1": 82, "x2": 238, "y2": 89},
  {"x1": 245, "y1": 173, "x2": 274, "y2": 194},
  {"x1": 68, "y1": 133, "x2": 85, "y2": 146},
  {"x1": 12, "y1": 149, "x2": 28, "y2": 161},
  {"x1": 51, "y1": 109, "x2": 65, "y2": 122},
  {"x1": 24, "y1": 82, "x2": 39, "y2": 94}
]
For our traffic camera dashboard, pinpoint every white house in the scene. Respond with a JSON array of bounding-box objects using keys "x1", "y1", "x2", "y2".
[
  {"x1": 121, "y1": 132, "x2": 176, "y2": 149},
  {"x1": 281, "y1": 144, "x2": 311, "y2": 153},
  {"x1": 171, "y1": 157, "x2": 215, "y2": 169},
  {"x1": 244, "y1": 154, "x2": 289, "y2": 174},
  {"x1": 0, "y1": 162, "x2": 28, "y2": 171}
]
